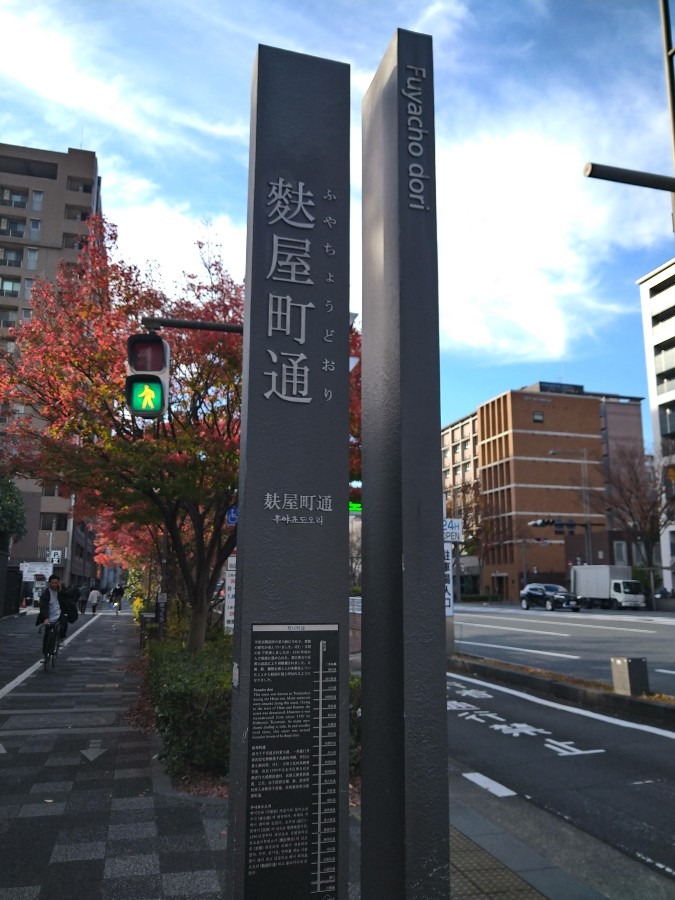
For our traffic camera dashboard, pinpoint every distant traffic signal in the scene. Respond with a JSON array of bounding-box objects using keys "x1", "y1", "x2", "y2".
[{"x1": 125, "y1": 333, "x2": 170, "y2": 419}]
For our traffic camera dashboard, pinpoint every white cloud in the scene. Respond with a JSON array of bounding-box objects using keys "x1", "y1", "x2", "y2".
[
  {"x1": 0, "y1": 2, "x2": 247, "y2": 153},
  {"x1": 108, "y1": 198, "x2": 247, "y2": 293}
]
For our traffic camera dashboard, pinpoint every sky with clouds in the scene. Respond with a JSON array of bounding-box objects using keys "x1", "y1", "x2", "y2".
[{"x1": 2, "y1": 0, "x2": 674, "y2": 444}]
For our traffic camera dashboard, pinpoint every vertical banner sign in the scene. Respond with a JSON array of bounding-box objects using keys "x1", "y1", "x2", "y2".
[
  {"x1": 443, "y1": 518, "x2": 462, "y2": 618},
  {"x1": 226, "y1": 46, "x2": 350, "y2": 899},
  {"x1": 361, "y1": 29, "x2": 451, "y2": 899},
  {"x1": 443, "y1": 543, "x2": 454, "y2": 616}
]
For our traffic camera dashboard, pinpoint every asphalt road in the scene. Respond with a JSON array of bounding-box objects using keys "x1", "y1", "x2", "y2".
[
  {"x1": 446, "y1": 669, "x2": 675, "y2": 885},
  {"x1": 453, "y1": 605, "x2": 675, "y2": 695}
]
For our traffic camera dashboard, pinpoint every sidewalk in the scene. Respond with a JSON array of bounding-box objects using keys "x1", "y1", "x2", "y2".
[{"x1": 0, "y1": 611, "x2": 669, "y2": 899}]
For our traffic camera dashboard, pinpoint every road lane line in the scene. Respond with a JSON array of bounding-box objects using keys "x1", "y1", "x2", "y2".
[
  {"x1": 462, "y1": 772, "x2": 516, "y2": 797},
  {"x1": 458, "y1": 622, "x2": 570, "y2": 637},
  {"x1": 655, "y1": 669, "x2": 675, "y2": 676},
  {"x1": 455, "y1": 640, "x2": 580, "y2": 659},
  {"x1": 447, "y1": 672, "x2": 675, "y2": 740},
  {"x1": 456, "y1": 613, "x2": 657, "y2": 634}
]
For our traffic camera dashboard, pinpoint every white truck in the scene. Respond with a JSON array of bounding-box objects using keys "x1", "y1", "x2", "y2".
[{"x1": 570, "y1": 565, "x2": 646, "y2": 610}]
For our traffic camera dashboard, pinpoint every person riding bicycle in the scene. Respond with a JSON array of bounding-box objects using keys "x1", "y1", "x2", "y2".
[
  {"x1": 36, "y1": 575, "x2": 76, "y2": 653},
  {"x1": 111, "y1": 583, "x2": 124, "y2": 612}
]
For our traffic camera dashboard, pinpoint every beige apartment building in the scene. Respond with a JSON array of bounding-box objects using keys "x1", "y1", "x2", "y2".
[
  {"x1": 639, "y1": 258, "x2": 675, "y2": 592},
  {"x1": 0, "y1": 143, "x2": 102, "y2": 590},
  {"x1": 442, "y1": 382, "x2": 643, "y2": 601}
]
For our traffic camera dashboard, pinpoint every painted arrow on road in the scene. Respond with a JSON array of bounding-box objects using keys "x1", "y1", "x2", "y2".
[{"x1": 81, "y1": 738, "x2": 107, "y2": 762}]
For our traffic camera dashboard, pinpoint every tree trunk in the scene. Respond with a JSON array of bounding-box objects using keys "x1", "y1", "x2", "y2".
[{"x1": 186, "y1": 590, "x2": 210, "y2": 652}]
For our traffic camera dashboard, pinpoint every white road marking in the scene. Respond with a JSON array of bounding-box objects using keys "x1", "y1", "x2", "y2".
[
  {"x1": 447, "y1": 672, "x2": 675, "y2": 740},
  {"x1": 459, "y1": 622, "x2": 570, "y2": 637},
  {"x1": 0, "y1": 615, "x2": 100, "y2": 700},
  {"x1": 462, "y1": 772, "x2": 516, "y2": 797},
  {"x1": 455, "y1": 640, "x2": 580, "y2": 659},
  {"x1": 456, "y1": 613, "x2": 657, "y2": 634},
  {"x1": 655, "y1": 669, "x2": 675, "y2": 676},
  {"x1": 81, "y1": 738, "x2": 107, "y2": 761}
]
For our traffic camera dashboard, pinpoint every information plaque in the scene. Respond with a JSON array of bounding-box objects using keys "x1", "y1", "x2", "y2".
[{"x1": 244, "y1": 624, "x2": 339, "y2": 898}]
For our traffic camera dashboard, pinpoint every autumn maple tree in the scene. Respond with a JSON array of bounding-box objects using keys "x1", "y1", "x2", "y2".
[
  {"x1": 0, "y1": 217, "x2": 242, "y2": 651},
  {"x1": 0, "y1": 217, "x2": 363, "y2": 651}
]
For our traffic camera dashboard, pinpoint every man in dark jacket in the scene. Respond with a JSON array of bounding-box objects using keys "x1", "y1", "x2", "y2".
[{"x1": 36, "y1": 575, "x2": 77, "y2": 649}]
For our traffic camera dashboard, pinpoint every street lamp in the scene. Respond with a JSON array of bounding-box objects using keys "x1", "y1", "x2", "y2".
[{"x1": 548, "y1": 448, "x2": 593, "y2": 564}]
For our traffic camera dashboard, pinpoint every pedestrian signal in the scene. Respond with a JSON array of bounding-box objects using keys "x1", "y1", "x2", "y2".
[{"x1": 125, "y1": 333, "x2": 170, "y2": 419}]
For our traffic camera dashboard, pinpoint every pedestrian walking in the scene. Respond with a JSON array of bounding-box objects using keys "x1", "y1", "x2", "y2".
[
  {"x1": 88, "y1": 587, "x2": 102, "y2": 614},
  {"x1": 78, "y1": 583, "x2": 89, "y2": 614}
]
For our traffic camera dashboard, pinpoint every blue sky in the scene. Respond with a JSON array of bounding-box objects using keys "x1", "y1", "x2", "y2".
[{"x1": 2, "y1": 0, "x2": 675, "y2": 447}]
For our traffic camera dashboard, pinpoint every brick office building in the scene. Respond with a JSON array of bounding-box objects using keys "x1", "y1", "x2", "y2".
[{"x1": 442, "y1": 382, "x2": 643, "y2": 601}]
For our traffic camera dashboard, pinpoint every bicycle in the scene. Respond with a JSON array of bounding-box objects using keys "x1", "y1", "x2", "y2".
[{"x1": 40, "y1": 621, "x2": 61, "y2": 672}]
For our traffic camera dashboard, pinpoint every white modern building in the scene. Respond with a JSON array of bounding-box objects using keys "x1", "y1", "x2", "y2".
[{"x1": 638, "y1": 257, "x2": 675, "y2": 591}]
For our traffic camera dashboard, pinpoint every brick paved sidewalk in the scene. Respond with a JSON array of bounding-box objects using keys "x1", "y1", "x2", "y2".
[
  {"x1": 0, "y1": 615, "x2": 227, "y2": 900},
  {"x1": 0, "y1": 612, "x2": 595, "y2": 899}
]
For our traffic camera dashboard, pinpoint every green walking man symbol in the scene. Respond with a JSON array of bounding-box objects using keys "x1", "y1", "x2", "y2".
[{"x1": 139, "y1": 383, "x2": 158, "y2": 409}]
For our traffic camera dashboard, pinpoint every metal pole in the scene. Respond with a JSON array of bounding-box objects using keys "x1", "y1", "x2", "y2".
[
  {"x1": 660, "y1": 0, "x2": 675, "y2": 228},
  {"x1": 583, "y1": 162, "x2": 675, "y2": 193}
]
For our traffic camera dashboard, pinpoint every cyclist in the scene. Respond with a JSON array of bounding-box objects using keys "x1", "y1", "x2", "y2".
[{"x1": 36, "y1": 575, "x2": 74, "y2": 654}]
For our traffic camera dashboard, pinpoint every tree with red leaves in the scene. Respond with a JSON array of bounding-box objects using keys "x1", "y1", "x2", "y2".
[{"x1": 0, "y1": 218, "x2": 242, "y2": 651}]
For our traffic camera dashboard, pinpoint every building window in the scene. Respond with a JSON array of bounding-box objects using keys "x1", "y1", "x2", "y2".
[
  {"x1": 1, "y1": 188, "x2": 28, "y2": 208},
  {"x1": 26, "y1": 248, "x2": 38, "y2": 271},
  {"x1": 0, "y1": 279, "x2": 19, "y2": 297},
  {"x1": 0, "y1": 217, "x2": 26, "y2": 238},
  {"x1": 32, "y1": 191, "x2": 43, "y2": 212},
  {"x1": 532, "y1": 411, "x2": 544, "y2": 423},
  {"x1": 29, "y1": 219, "x2": 40, "y2": 239},
  {"x1": 40, "y1": 513, "x2": 68, "y2": 531},
  {"x1": 42, "y1": 482, "x2": 59, "y2": 497},
  {"x1": 613, "y1": 540, "x2": 627, "y2": 565},
  {"x1": 67, "y1": 177, "x2": 93, "y2": 194},
  {"x1": 0, "y1": 308, "x2": 17, "y2": 328},
  {"x1": 21, "y1": 307, "x2": 32, "y2": 320},
  {"x1": 23, "y1": 278, "x2": 33, "y2": 301},
  {"x1": 0, "y1": 248, "x2": 23, "y2": 267}
]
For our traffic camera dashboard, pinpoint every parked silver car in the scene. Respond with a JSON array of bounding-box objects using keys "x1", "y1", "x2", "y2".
[{"x1": 520, "y1": 583, "x2": 580, "y2": 611}]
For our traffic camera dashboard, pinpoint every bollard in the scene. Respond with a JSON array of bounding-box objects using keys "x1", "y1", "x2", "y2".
[{"x1": 611, "y1": 657, "x2": 650, "y2": 696}]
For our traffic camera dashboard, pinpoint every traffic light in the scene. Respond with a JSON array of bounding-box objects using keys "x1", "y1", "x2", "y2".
[{"x1": 125, "y1": 333, "x2": 170, "y2": 419}]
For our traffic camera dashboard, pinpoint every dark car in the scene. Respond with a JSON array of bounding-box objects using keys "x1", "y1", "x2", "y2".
[{"x1": 520, "y1": 583, "x2": 580, "y2": 611}]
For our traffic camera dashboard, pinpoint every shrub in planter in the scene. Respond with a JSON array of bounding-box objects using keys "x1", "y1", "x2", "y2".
[
  {"x1": 349, "y1": 676, "x2": 362, "y2": 776},
  {"x1": 148, "y1": 634, "x2": 233, "y2": 776}
]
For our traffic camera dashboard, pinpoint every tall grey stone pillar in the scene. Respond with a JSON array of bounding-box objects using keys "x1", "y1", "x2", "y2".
[
  {"x1": 361, "y1": 29, "x2": 450, "y2": 899},
  {"x1": 226, "y1": 45, "x2": 351, "y2": 899}
]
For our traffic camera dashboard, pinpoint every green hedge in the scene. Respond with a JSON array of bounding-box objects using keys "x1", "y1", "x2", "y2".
[
  {"x1": 148, "y1": 634, "x2": 233, "y2": 776},
  {"x1": 349, "y1": 676, "x2": 362, "y2": 776}
]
